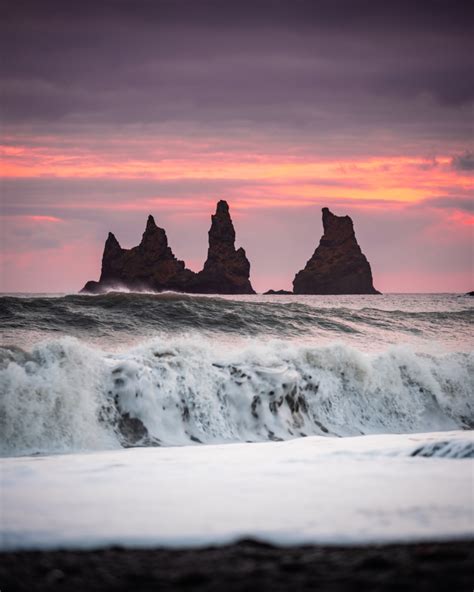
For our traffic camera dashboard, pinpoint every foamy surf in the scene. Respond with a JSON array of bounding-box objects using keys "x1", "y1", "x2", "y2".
[
  {"x1": 1, "y1": 432, "x2": 473, "y2": 551},
  {"x1": 1, "y1": 336, "x2": 472, "y2": 457}
]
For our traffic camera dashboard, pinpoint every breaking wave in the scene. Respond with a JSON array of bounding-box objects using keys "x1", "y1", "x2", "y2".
[
  {"x1": 1, "y1": 336, "x2": 472, "y2": 457},
  {"x1": 409, "y1": 439, "x2": 474, "y2": 458}
]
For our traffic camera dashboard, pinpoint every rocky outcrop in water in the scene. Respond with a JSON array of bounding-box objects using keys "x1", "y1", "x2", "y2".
[
  {"x1": 81, "y1": 215, "x2": 195, "y2": 293},
  {"x1": 81, "y1": 201, "x2": 254, "y2": 294},
  {"x1": 193, "y1": 201, "x2": 255, "y2": 294},
  {"x1": 293, "y1": 208, "x2": 379, "y2": 295},
  {"x1": 263, "y1": 289, "x2": 293, "y2": 295}
]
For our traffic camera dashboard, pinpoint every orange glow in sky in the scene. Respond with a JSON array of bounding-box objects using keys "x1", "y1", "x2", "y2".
[
  {"x1": 1, "y1": 136, "x2": 473, "y2": 293},
  {"x1": 1, "y1": 143, "x2": 471, "y2": 215}
]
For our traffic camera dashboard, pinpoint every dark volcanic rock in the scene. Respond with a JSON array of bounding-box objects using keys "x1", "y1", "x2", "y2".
[
  {"x1": 293, "y1": 207, "x2": 380, "y2": 295},
  {"x1": 466, "y1": 291, "x2": 474, "y2": 296},
  {"x1": 80, "y1": 215, "x2": 194, "y2": 293},
  {"x1": 80, "y1": 202, "x2": 254, "y2": 294},
  {"x1": 264, "y1": 289, "x2": 293, "y2": 295},
  {"x1": 193, "y1": 201, "x2": 255, "y2": 294}
]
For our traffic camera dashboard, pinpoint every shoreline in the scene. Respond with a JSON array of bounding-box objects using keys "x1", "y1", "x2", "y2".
[{"x1": 2, "y1": 539, "x2": 473, "y2": 591}]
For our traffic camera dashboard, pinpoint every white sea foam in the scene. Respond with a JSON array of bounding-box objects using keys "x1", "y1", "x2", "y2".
[
  {"x1": 0, "y1": 340, "x2": 117, "y2": 456},
  {"x1": 1, "y1": 432, "x2": 473, "y2": 551},
  {"x1": 0, "y1": 336, "x2": 472, "y2": 456}
]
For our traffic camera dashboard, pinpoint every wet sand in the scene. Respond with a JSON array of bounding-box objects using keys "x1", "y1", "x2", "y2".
[{"x1": 1, "y1": 539, "x2": 472, "y2": 591}]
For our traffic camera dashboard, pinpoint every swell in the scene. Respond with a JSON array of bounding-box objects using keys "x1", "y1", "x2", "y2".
[
  {"x1": 0, "y1": 336, "x2": 472, "y2": 457},
  {"x1": 0, "y1": 293, "x2": 358, "y2": 336},
  {"x1": 1, "y1": 293, "x2": 472, "y2": 339}
]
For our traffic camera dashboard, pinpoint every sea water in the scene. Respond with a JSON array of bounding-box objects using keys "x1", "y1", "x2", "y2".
[{"x1": 0, "y1": 292, "x2": 473, "y2": 549}]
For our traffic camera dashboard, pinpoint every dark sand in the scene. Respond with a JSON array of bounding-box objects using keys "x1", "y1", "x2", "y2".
[{"x1": 1, "y1": 539, "x2": 472, "y2": 591}]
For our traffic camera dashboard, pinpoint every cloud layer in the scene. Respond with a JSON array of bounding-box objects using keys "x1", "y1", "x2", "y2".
[{"x1": 1, "y1": 0, "x2": 473, "y2": 292}]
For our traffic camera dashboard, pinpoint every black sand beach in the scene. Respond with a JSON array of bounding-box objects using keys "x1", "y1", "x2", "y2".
[{"x1": 1, "y1": 539, "x2": 473, "y2": 591}]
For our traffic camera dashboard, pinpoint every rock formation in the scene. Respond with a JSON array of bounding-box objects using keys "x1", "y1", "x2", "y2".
[
  {"x1": 193, "y1": 200, "x2": 255, "y2": 294},
  {"x1": 263, "y1": 289, "x2": 293, "y2": 295},
  {"x1": 81, "y1": 215, "x2": 195, "y2": 294},
  {"x1": 293, "y1": 207, "x2": 380, "y2": 295},
  {"x1": 81, "y1": 201, "x2": 255, "y2": 294}
]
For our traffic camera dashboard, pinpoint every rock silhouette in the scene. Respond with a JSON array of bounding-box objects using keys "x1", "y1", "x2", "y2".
[
  {"x1": 193, "y1": 201, "x2": 255, "y2": 294},
  {"x1": 293, "y1": 208, "x2": 379, "y2": 295},
  {"x1": 81, "y1": 201, "x2": 254, "y2": 294},
  {"x1": 81, "y1": 215, "x2": 194, "y2": 293}
]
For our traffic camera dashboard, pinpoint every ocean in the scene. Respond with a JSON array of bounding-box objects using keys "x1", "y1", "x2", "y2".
[{"x1": 0, "y1": 292, "x2": 473, "y2": 550}]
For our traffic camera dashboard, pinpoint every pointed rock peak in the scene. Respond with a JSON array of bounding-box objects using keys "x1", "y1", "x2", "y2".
[
  {"x1": 215, "y1": 200, "x2": 230, "y2": 215},
  {"x1": 209, "y1": 200, "x2": 235, "y2": 247},
  {"x1": 140, "y1": 213, "x2": 170, "y2": 256},
  {"x1": 196, "y1": 200, "x2": 254, "y2": 294},
  {"x1": 105, "y1": 232, "x2": 121, "y2": 249},
  {"x1": 321, "y1": 207, "x2": 354, "y2": 242},
  {"x1": 101, "y1": 231, "x2": 122, "y2": 278},
  {"x1": 140, "y1": 214, "x2": 168, "y2": 246},
  {"x1": 146, "y1": 214, "x2": 157, "y2": 231},
  {"x1": 322, "y1": 207, "x2": 334, "y2": 225}
]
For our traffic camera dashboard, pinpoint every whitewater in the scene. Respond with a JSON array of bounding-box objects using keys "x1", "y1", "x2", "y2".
[{"x1": 0, "y1": 292, "x2": 473, "y2": 549}]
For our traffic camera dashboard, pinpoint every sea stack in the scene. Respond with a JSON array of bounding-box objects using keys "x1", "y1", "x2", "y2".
[
  {"x1": 80, "y1": 201, "x2": 255, "y2": 294},
  {"x1": 193, "y1": 200, "x2": 255, "y2": 294},
  {"x1": 293, "y1": 207, "x2": 380, "y2": 295},
  {"x1": 80, "y1": 215, "x2": 194, "y2": 293}
]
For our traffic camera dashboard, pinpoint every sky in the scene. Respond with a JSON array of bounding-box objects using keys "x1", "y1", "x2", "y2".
[{"x1": 1, "y1": 0, "x2": 473, "y2": 293}]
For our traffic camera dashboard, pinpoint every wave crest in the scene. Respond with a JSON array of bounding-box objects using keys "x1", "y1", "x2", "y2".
[
  {"x1": 1, "y1": 293, "x2": 473, "y2": 342},
  {"x1": 1, "y1": 337, "x2": 472, "y2": 457}
]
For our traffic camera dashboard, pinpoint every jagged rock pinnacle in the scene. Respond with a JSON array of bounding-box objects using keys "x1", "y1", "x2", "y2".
[
  {"x1": 293, "y1": 208, "x2": 380, "y2": 294},
  {"x1": 208, "y1": 200, "x2": 236, "y2": 253},
  {"x1": 146, "y1": 214, "x2": 157, "y2": 230},
  {"x1": 194, "y1": 201, "x2": 255, "y2": 294},
  {"x1": 80, "y1": 201, "x2": 255, "y2": 294},
  {"x1": 216, "y1": 200, "x2": 229, "y2": 214}
]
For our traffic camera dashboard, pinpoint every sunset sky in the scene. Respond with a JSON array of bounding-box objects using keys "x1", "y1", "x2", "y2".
[{"x1": 1, "y1": 0, "x2": 473, "y2": 293}]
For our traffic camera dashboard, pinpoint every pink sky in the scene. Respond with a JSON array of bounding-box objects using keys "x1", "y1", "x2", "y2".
[
  {"x1": 1, "y1": 1, "x2": 473, "y2": 293},
  {"x1": 1, "y1": 135, "x2": 472, "y2": 293}
]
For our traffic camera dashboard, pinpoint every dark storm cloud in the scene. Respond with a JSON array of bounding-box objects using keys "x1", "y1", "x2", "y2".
[
  {"x1": 451, "y1": 151, "x2": 474, "y2": 172},
  {"x1": 3, "y1": 0, "x2": 473, "y2": 31},
  {"x1": 1, "y1": 0, "x2": 473, "y2": 140},
  {"x1": 419, "y1": 196, "x2": 474, "y2": 213}
]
